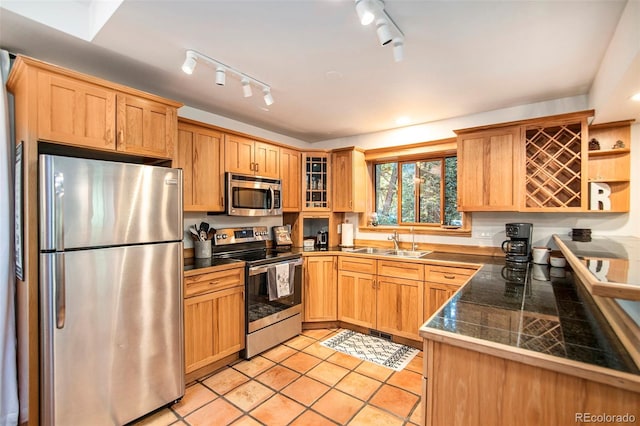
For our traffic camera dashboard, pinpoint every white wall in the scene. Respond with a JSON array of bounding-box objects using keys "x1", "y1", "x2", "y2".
[{"x1": 179, "y1": 105, "x2": 309, "y2": 149}]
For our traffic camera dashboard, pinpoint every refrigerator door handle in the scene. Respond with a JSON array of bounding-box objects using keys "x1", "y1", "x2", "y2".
[
  {"x1": 55, "y1": 253, "x2": 66, "y2": 329},
  {"x1": 54, "y1": 172, "x2": 65, "y2": 251}
]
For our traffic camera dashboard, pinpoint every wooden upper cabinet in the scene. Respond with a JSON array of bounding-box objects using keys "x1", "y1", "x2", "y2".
[
  {"x1": 456, "y1": 126, "x2": 521, "y2": 211},
  {"x1": 280, "y1": 147, "x2": 301, "y2": 211},
  {"x1": 225, "y1": 134, "x2": 255, "y2": 174},
  {"x1": 21, "y1": 56, "x2": 180, "y2": 159},
  {"x1": 37, "y1": 71, "x2": 116, "y2": 150},
  {"x1": 176, "y1": 119, "x2": 225, "y2": 212},
  {"x1": 332, "y1": 148, "x2": 367, "y2": 212},
  {"x1": 224, "y1": 134, "x2": 280, "y2": 178},
  {"x1": 116, "y1": 94, "x2": 176, "y2": 159},
  {"x1": 254, "y1": 141, "x2": 280, "y2": 178}
]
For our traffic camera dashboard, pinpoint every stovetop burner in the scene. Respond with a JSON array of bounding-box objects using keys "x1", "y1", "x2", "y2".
[{"x1": 210, "y1": 226, "x2": 300, "y2": 266}]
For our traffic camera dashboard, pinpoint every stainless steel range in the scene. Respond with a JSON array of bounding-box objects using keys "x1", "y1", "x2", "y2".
[{"x1": 213, "y1": 226, "x2": 302, "y2": 358}]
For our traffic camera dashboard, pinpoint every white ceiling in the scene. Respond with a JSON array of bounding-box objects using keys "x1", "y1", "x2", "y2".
[{"x1": 0, "y1": 0, "x2": 637, "y2": 143}]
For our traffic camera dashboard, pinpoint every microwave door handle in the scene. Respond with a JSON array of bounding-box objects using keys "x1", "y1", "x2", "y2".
[{"x1": 269, "y1": 187, "x2": 275, "y2": 213}]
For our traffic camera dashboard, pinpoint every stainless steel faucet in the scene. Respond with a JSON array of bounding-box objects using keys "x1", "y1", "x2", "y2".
[
  {"x1": 388, "y1": 230, "x2": 400, "y2": 250},
  {"x1": 410, "y1": 226, "x2": 417, "y2": 251}
]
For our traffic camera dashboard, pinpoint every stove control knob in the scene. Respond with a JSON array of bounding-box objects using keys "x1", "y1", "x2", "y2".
[{"x1": 222, "y1": 234, "x2": 228, "y2": 239}]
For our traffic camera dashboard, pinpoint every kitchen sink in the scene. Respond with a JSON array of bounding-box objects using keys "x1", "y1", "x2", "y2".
[
  {"x1": 350, "y1": 247, "x2": 392, "y2": 254},
  {"x1": 349, "y1": 247, "x2": 432, "y2": 258},
  {"x1": 384, "y1": 250, "x2": 432, "y2": 258}
]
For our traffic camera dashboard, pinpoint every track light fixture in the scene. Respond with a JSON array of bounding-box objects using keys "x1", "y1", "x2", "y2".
[
  {"x1": 263, "y1": 87, "x2": 274, "y2": 106},
  {"x1": 215, "y1": 67, "x2": 226, "y2": 86},
  {"x1": 181, "y1": 51, "x2": 197, "y2": 74},
  {"x1": 354, "y1": 0, "x2": 405, "y2": 61},
  {"x1": 241, "y1": 78, "x2": 252, "y2": 97},
  {"x1": 181, "y1": 50, "x2": 273, "y2": 105}
]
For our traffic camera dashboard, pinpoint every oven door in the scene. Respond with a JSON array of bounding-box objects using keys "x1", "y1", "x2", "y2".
[
  {"x1": 227, "y1": 173, "x2": 282, "y2": 216},
  {"x1": 246, "y1": 257, "x2": 302, "y2": 333}
]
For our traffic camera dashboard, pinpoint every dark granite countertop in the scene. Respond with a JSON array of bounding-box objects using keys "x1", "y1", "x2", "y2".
[
  {"x1": 422, "y1": 261, "x2": 639, "y2": 375},
  {"x1": 184, "y1": 257, "x2": 243, "y2": 272}
]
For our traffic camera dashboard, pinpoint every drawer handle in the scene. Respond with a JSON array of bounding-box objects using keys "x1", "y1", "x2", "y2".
[{"x1": 444, "y1": 274, "x2": 456, "y2": 279}]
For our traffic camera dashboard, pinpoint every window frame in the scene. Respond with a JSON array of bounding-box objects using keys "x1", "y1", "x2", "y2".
[{"x1": 359, "y1": 138, "x2": 471, "y2": 236}]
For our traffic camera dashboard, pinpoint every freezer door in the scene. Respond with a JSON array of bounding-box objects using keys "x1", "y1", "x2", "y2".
[
  {"x1": 40, "y1": 242, "x2": 184, "y2": 426},
  {"x1": 40, "y1": 154, "x2": 183, "y2": 250}
]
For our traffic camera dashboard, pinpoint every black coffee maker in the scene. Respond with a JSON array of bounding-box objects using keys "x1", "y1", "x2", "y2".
[{"x1": 502, "y1": 223, "x2": 533, "y2": 263}]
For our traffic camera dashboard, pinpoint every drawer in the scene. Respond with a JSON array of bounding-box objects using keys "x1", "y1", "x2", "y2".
[
  {"x1": 378, "y1": 260, "x2": 424, "y2": 281},
  {"x1": 184, "y1": 266, "x2": 244, "y2": 297},
  {"x1": 338, "y1": 256, "x2": 377, "y2": 273},
  {"x1": 426, "y1": 265, "x2": 476, "y2": 286}
]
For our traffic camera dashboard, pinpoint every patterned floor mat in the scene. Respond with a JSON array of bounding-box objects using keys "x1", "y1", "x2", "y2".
[{"x1": 320, "y1": 329, "x2": 419, "y2": 371}]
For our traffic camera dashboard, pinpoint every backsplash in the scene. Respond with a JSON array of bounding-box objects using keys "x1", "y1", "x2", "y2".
[{"x1": 183, "y1": 212, "x2": 283, "y2": 248}]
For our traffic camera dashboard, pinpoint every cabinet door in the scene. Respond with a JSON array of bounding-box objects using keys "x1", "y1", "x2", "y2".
[
  {"x1": 280, "y1": 148, "x2": 301, "y2": 211},
  {"x1": 331, "y1": 149, "x2": 367, "y2": 212},
  {"x1": 332, "y1": 150, "x2": 353, "y2": 212},
  {"x1": 175, "y1": 127, "x2": 194, "y2": 207},
  {"x1": 38, "y1": 72, "x2": 116, "y2": 150},
  {"x1": 254, "y1": 141, "x2": 280, "y2": 178},
  {"x1": 377, "y1": 276, "x2": 421, "y2": 341},
  {"x1": 457, "y1": 126, "x2": 520, "y2": 211},
  {"x1": 423, "y1": 282, "x2": 459, "y2": 320},
  {"x1": 116, "y1": 94, "x2": 176, "y2": 159},
  {"x1": 337, "y1": 270, "x2": 376, "y2": 328},
  {"x1": 225, "y1": 134, "x2": 255, "y2": 174},
  {"x1": 302, "y1": 153, "x2": 331, "y2": 211},
  {"x1": 192, "y1": 127, "x2": 224, "y2": 211},
  {"x1": 304, "y1": 256, "x2": 337, "y2": 322},
  {"x1": 184, "y1": 286, "x2": 245, "y2": 374}
]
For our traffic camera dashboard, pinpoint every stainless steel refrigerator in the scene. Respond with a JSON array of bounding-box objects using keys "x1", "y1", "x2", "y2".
[{"x1": 39, "y1": 154, "x2": 184, "y2": 425}]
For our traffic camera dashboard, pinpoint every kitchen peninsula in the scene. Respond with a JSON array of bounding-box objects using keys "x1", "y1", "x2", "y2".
[{"x1": 418, "y1": 236, "x2": 640, "y2": 426}]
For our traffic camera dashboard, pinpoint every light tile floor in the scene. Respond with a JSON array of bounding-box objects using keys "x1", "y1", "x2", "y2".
[{"x1": 133, "y1": 328, "x2": 423, "y2": 426}]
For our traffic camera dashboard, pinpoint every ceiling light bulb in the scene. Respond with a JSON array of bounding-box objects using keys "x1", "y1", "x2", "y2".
[
  {"x1": 631, "y1": 92, "x2": 640, "y2": 102},
  {"x1": 355, "y1": 0, "x2": 376, "y2": 25},
  {"x1": 242, "y1": 79, "x2": 253, "y2": 97},
  {"x1": 392, "y1": 38, "x2": 404, "y2": 62},
  {"x1": 182, "y1": 52, "x2": 197, "y2": 75},
  {"x1": 375, "y1": 19, "x2": 393, "y2": 46},
  {"x1": 263, "y1": 87, "x2": 274, "y2": 106},
  {"x1": 215, "y1": 67, "x2": 226, "y2": 86}
]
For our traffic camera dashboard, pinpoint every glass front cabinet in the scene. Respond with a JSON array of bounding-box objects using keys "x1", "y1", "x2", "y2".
[{"x1": 303, "y1": 153, "x2": 330, "y2": 211}]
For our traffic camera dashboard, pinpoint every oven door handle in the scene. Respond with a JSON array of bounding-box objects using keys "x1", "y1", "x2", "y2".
[{"x1": 248, "y1": 258, "x2": 303, "y2": 276}]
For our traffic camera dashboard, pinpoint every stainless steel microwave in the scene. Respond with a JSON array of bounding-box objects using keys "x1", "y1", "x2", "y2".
[{"x1": 226, "y1": 173, "x2": 282, "y2": 216}]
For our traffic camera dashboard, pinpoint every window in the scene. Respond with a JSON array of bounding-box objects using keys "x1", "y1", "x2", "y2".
[{"x1": 374, "y1": 156, "x2": 462, "y2": 227}]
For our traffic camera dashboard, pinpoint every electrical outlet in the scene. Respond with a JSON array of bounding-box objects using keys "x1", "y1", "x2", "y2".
[
  {"x1": 337, "y1": 224, "x2": 342, "y2": 234},
  {"x1": 478, "y1": 232, "x2": 493, "y2": 239}
]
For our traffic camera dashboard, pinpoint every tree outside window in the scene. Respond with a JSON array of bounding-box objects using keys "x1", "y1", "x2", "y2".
[{"x1": 374, "y1": 156, "x2": 461, "y2": 227}]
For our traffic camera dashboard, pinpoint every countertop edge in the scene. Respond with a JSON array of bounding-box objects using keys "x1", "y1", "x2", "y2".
[
  {"x1": 183, "y1": 260, "x2": 245, "y2": 277},
  {"x1": 299, "y1": 248, "x2": 489, "y2": 268},
  {"x1": 419, "y1": 326, "x2": 640, "y2": 393},
  {"x1": 553, "y1": 234, "x2": 640, "y2": 300}
]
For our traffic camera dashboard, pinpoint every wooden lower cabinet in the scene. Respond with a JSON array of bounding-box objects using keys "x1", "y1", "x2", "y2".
[
  {"x1": 183, "y1": 266, "x2": 245, "y2": 376},
  {"x1": 337, "y1": 269, "x2": 377, "y2": 329},
  {"x1": 424, "y1": 264, "x2": 477, "y2": 320},
  {"x1": 422, "y1": 340, "x2": 640, "y2": 426},
  {"x1": 424, "y1": 282, "x2": 459, "y2": 320},
  {"x1": 304, "y1": 256, "x2": 338, "y2": 322},
  {"x1": 377, "y1": 276, "x2": 422, "y2": 341},
  {"x1": 337, "y1": 257, "x2": 423, "y2": 340}
]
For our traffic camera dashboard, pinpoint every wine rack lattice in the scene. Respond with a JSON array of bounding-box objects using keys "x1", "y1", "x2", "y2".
[{"x1": 525, "y1": 123, "x2": 583, "y2": 208}]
